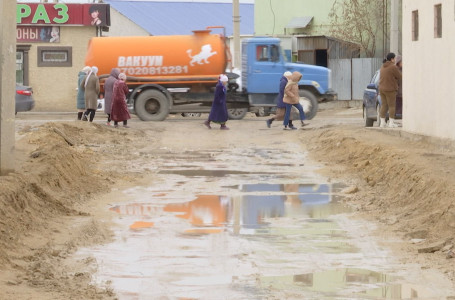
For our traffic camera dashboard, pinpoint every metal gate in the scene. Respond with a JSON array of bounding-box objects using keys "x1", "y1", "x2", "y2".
[{"x1": 329, "y1": 58, "x2": 383, "y2": 100}]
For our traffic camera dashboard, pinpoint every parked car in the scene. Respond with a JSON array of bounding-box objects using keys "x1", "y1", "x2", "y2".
[
  {"x1": 362, "y1": 70, "x2": 402, "y2": 127},
  {"x1": 16, "y1": 84, "x2": 35, "y2": 114}
]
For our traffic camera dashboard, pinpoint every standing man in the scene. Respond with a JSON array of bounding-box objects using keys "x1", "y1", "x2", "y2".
[{"x1": 379, "y1": 52, "x2": 402, "y2": 128}]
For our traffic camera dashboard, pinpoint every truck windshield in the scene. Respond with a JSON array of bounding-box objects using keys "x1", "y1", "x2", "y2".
[
  {"x1": 256, "y1": 44, "x2": 281, "y2": 62},
  {"x1": 271, "y1": 45, "x2": 280, "y2": 62}
]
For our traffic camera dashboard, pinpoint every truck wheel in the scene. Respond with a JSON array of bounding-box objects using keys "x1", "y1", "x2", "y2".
[
  {"x1": 299, "y1": 90, "x2": 318, "y2": 120},
  {"x1": 254, "y1": 107, "x2": 271, "y2": 117},
  {"x1": 135, "y1": 89, "x2": 170, "y2": 121},
  {"x1": 228, "y1": 108, "x2": 248, "y2": 120}
]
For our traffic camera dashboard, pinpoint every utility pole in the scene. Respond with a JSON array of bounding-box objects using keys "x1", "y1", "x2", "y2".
[
  {"x1": 390, "y1": 0, "x2": 400, "y2": 54},
  {"x1": 232, "y1": 0, "x2": 241, "y2": 69},
  {"x1": 0, "y1": 0, "x2": 17, "y2": 175}
]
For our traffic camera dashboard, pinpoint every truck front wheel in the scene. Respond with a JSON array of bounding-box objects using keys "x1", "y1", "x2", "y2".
[
  {"x1": 228, "y1": 108, "x2": 248, "y2": 120},
  {"x1": 135, "y1": 89, "x2": 170, "y2": 121},
  {"x1": 298, "y1": 90, "x2": 318, "y2": 120}
]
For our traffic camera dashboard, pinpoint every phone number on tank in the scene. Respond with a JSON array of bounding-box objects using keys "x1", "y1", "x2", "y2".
[{"x1": 119, "y1": 66, "x2": 189, "y2": 76}]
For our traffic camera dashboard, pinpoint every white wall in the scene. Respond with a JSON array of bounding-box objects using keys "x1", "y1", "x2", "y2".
[{"x1": 403, "y1": 0, "x2": 455, "y2": 140}]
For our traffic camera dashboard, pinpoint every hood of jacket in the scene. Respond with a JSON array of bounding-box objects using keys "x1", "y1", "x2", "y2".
[
  {"x1": 289, "y1": 71, "x2": 302, "y2": 83},
  {"x1": 109, "y1": 68, "x2": 120, "y2": 78}
]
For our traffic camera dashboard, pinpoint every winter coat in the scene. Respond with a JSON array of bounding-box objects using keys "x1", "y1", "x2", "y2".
[
  {"x1": 379, "y1": 61, "x2": 402, "y2": 93},
  {"x1": 111, "y1": 79, "x2": 131, "y2": 122},
  {"x1": 76, "y1": 71, "x2": 86, "y2": 109},
  {"x1": 208, "y1": 80, "x2": 228, "y2": 123},
  {"x1": 283, "y1": 71, "x2": 302, "y2": 105},
  {"x1": 275, "y1": 75, "x2": 288, "y2": 108},
  {"x1": 104, "y1": 68, "x2": 120, "y2": 114},
  {"x1": 80, "y1": 73, "x2": 100, "y2": 110}
]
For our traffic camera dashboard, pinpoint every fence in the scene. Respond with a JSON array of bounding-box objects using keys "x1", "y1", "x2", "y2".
[{"x1": 329, "y1": 58, "x2": 383, "y2": 100}]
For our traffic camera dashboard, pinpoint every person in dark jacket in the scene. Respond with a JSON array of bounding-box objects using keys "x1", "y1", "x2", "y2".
[
  {"x1": 265, "y1": 71, "x2": 295, "y2": 128},
  {"x1": 379, "y1": 52, "x2": 402, "y2": 128},
  {"x1": 204, "y1": 74, "x2": 229, "y2": 130},
  {"x1": 104, "y1": 68, "x2": 120, "y2": 126},
  {"x1": 80, "y1": 66, "x2": 100, "y2": 122},
  {"x1": 76, "y1": 66, "x2": 91, "y2": 120},
  {"x1": 111, "y1": 73, "x2": 131, "y2": 128}
]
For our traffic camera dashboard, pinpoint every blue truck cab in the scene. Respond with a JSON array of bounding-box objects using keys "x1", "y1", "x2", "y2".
[{"x1": 241, "y1": 37, "x2": 337, "y2": 119}]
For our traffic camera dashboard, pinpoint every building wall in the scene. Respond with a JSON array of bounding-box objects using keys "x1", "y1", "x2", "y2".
[
  {"x1": 402, "y1": 0, "x2": 455, "y2": 140},
  {"x1": 18, "y1": 26, "x2": 96, "y2": 112},
  {"x1": 254, "y1": 0, "x2": 335, "y2": 36},
  {"x1": 104, "y1": 8, "x2": 149, "y2": 37},
  {"x1": 255, "y1": 0, "x2": 390, "y2": 59}
]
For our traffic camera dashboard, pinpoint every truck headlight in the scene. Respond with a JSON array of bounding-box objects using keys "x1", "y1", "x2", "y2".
[{"x1": 311, "y1": 81, "x2": 320, "y2": 88}]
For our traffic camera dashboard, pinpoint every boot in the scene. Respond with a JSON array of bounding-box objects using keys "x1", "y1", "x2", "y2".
[
  {"x1": 266, "y1": 118, "x2": 273, "y2": 128},
  {"x1": 380, "y1": 118, "x2": 386, "y2": 128},
  {"x1": 204, "y1": 120, "x2": 211, "y2": 129},
  {"x1": 288, "y1": 120, "x2": 297, "y2": 130},
  {"x1": 388, "y1": 118, "x2": 399, "y2": 128},
  {"x1": 77, "y1": 112, "x2": 83, "y2": 120}
]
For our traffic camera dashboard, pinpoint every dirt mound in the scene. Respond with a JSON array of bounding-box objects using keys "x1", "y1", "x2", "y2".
[
  {"x1": 0, "y1": 121, "x2": 146, "y2": 299},
  {"x1": 304, "y1": 125, "x2": 455, "y2": 280}
]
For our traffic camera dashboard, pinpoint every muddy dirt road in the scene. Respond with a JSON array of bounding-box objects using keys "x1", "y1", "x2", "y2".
[{"x1": 1, "y1": 107, "x2": 455, "y2": 299}]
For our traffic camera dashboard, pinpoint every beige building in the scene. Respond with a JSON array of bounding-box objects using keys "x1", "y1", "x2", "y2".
[
  {"x1": 18, "y1": 26, "x2": 97, "y2": 112},
  {"x1": 402, "y1": 0, "x2": 455, "y2": 140},
  {"x1": 16, "y1": 2, "x2": 110, "y2": 112}
]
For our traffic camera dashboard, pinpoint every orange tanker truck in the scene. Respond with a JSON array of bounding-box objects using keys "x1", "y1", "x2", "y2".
[{"x1": 85, "y1": 28, "x2": 336, "y2": 121}]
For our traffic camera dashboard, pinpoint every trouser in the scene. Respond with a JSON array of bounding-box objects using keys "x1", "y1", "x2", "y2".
[
  {"x1": 77, "y1": 112, "x2": 83, "y2": 120},
  {"x1": 107, "y1": 113, "x2": 111, "y2": 123},
  {"x1": 84, "y1": 109, "x2": 96, "y2": 122},
  {"x1": 283, "y1": 103, "x2": 305, "y2": 126},
  {"x1": 379, "y1": 90, "x2": 397, "y2": 119}
]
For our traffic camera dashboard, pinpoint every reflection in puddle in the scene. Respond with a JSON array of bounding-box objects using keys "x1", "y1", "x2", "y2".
[
  {"x1": 78, "y1": 181, "x2": 452, "y2": 299},
  {"x1": 109, "y1": 184, "x2": 351, "y2": 238},
  {"x1": 261, "y1": 268, "x2": 435, "y2": 299}
]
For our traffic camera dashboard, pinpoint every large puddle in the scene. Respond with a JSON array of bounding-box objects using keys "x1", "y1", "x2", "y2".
[{"x1": 77, "y1": 148, "x2": 454, "y2": 299}]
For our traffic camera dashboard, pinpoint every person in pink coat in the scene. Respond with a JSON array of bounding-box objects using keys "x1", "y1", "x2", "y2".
[{"x1": 111, "y1": 73, "x2": 131, "y2": 128}]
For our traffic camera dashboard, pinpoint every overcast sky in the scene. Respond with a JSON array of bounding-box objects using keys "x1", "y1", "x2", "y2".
[{"x1": 17, "y1": 0, "x2": 255, "y2": 3}]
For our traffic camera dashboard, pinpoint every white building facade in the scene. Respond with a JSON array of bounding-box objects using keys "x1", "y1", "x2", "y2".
[{"x1": 403, "y1": 0, "x2": 455, "y2": 140}]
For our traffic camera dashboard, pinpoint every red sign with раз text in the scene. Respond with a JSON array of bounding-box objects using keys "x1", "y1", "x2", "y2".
[{"x1": 17, "y1": 3, "x2": 110, "y2": 26}]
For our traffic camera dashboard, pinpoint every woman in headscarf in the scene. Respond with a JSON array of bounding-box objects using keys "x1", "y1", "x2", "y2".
[
  {"x1": 80, "y1": 66, "x2": 100, "y2": 122},
  {"x1": 103, "y1": 68, "x2": 120, "y2": 126},
  {"x1": 76, "y1": 66, "x2": 91, "y2": 120},
  {"x1": 204, "y1": 74, "x2": 229, "y2": 130},
  {"x1": 111, "y1": 73, "x2": 131, "y2": 128}
]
